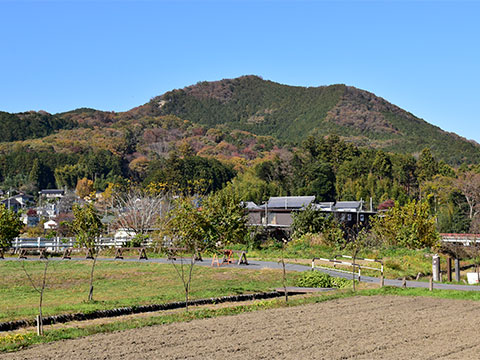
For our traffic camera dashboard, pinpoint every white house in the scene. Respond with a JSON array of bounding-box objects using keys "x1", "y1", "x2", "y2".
[{"x1": 43, "y1": 219, "x2": 58, "y2": 231}]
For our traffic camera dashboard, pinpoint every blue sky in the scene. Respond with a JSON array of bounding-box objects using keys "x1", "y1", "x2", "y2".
[{"x1": 1, "y1": 0, "x2": 479, "y2": 142}]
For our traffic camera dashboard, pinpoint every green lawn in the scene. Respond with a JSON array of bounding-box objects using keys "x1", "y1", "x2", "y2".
[{"x1": 0, "y1": 260, "x2": 295, "y2": 322}]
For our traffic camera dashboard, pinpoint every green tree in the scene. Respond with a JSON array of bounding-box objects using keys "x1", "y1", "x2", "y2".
[
  {"x1": 203, "y1": 186, "x2": 248, "y2": 247},
  {"x1": 0, "y1": 204, "x2": 23, "y2": 257},
  {"x1": 225, "y1": 170, "x2": 283, "y2": 205},
  {"x1": 417, "y1": 148, "x2": 438, "y2": 183},
  {"x1": 291, "y1": 204, "x2": 328, "y2": 238},
  {"x1": 28, "y1": 158, "x2": 41, "y2": 190},
  {"x1": 295, "y1": 161, "x2": 335, "y2": 201},
  {"x1": 144, "y1": 155, "x2": 236, "y2": 194},
  {"x1": 72, "y1": 203, "x2": 104, "y2": 301},
  {"x1": 158, "y1": 196, "x2": 210, "y2": 310},
  {"x1": 372, "y1": 199, "x2": 439, "y2": 249},
  {"x1": 55, "y1": 164, "x2": 87, "y2": 189},
  {"x1": 371, "y1": 151, "x2": 392, "y2": 179}
]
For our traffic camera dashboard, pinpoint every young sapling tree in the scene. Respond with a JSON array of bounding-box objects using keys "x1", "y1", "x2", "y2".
[
  {"x1": 22, "y1": 259, "x2": 49, "y2": 335},
  {"x1": 159, "y1": 196, "x2": 210, "y2": 311},
  {"x1": 72, "y1": 203, "x2": 104, "y2": 301}
]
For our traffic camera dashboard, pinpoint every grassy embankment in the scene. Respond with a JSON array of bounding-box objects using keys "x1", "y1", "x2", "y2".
[{"x1": 235, "y1": 236, "x2": 474, "y2": 281}]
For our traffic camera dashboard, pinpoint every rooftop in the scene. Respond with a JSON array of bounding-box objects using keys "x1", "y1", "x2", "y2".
[{"x1": 266, "y1": 196, "x2": 315, "y2": 209}]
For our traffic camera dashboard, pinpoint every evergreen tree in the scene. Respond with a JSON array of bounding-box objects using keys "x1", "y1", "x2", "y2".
[{"x1": 417, "y1": 148, "x2": 438, "y2": 182}]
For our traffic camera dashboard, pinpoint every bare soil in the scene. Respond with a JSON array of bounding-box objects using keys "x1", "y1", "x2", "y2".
[{"x1": 2, "y1": 295, "x2": 479, "y2": 359}]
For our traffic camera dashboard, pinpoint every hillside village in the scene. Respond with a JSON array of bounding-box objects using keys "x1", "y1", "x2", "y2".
[{"x1": 1, "y1": 186, "x2": 376, "y2": 242}]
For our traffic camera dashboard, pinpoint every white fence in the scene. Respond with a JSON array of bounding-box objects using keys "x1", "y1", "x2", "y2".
[
  {"x1": 311, "y1": 255, "x2": 383, "y2": 281},
  {"x1": 10, "y1": 237, "x2": 146, "y2": 252}
]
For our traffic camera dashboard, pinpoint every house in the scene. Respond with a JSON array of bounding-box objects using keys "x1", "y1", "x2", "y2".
[
  {"x1": 241, "y1": 201, "x2": 262, "y2": 225},
  {"x1": 39, "y1": 189, "x2": 65, "y2": 199},
  {"x1": 37, "y1": 202, "x2": 60, "y2": 219},
  {"x1": 246, "y1": 196, "x2": 316, "y2": 227},
  {"x1": 21, "y1": 209, "x2": 40, "y2": 227},
  {"x1": 114, "y1": 228, "x2": 136, "y2": 240},
  {"x1": 1, "y1": 193, "x2": 34, "y2": 212},
  {"x1": 320, "y1": 201, "x2": 376, "y2": 229},
  {"x1": 44, "y1": 219, "x2": 58, "y2": 231},
  {"x1": 245, "y1": 197, "x2": 376, "y2": 229}
]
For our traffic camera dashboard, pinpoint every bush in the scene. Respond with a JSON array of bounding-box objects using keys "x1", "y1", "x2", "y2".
[
  {"x1": 294, "y1": 271, "x2": 350, "y2": 288},
  {"x1": 291, "y1": 204, "x2": 328, "y2": 238}
]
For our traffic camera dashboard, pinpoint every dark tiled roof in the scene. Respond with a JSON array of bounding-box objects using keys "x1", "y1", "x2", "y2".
[
  {"x1": 266, "y1": 196, "x2": 315, "y2": 209},
  {"x1": 332, "y1": 201, "x2": 363, "y2": 211}
]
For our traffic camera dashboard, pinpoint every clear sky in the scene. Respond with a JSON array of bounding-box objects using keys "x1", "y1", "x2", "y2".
[{"x1": 1, "y1": 0, "x2": 479, "y2": 142}]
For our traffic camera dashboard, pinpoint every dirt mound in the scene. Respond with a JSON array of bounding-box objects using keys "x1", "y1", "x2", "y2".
[{"x1": 2, "y1": 295, "x2": 478, "y2": 359}]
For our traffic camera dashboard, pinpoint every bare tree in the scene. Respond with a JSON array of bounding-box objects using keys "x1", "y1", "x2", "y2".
[
  {"x1": 114, "y1": 189, "x2": 170, "y2": 244},
  {"x1": 22, "y1": 259, "x2": 49, "y2": 335},
  {"x1": 344, "y1": 226, "x2": 370, "y2": 292},
  {"x1": 171, "y1": 253, "x2": 196, "y2": 311},
  {"x1": 456, "y1": 172, "x2": 480, "y2": 221}
]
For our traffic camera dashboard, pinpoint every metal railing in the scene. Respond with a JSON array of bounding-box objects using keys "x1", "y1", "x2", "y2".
[{"x1": 441, "y1": 233, "x2": 480, "y2": 246}]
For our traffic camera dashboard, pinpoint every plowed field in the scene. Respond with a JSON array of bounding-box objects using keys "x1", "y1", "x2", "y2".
[{"x1": 1, "y1": 295, "x2": 477, "y2": 359}]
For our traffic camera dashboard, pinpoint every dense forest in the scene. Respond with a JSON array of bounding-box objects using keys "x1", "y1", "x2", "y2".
[{"x1": 0, "y1": 111, "x2": 76, "y2": 142}]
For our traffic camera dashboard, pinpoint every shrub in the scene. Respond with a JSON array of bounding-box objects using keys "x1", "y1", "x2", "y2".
[{"x1": 294, "y1": 271, "x2": 350, "y2": 288}]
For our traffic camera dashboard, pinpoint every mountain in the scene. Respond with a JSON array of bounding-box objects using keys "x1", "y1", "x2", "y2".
[
  {"x1": 1, "y1": 75, "x2": 479, "y2": 166},
  {"x1": 0, "y1": 111, "x2": 76, "y2": 142},
  {"x1": 134, "y1": 75, "x2": 479, "y2": 165}
]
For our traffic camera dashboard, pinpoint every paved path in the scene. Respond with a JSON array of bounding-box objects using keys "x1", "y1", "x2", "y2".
[{"x1": 4, "y1": 256, "x2": 480, "y2": 292}]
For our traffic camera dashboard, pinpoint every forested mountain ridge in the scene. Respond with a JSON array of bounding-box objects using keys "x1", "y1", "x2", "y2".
[
  {"x1": 0, "y1": 111, "x2": 76, "y2": 142},
  {"x1": 2, "y1": 76, "x2": 478, "y2": 165},
  {"x1": 138, "y1": 75, "x2": 480, "y2": 165}
]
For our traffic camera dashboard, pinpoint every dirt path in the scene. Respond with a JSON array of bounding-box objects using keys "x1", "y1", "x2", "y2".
[{"x1": 2, "y1": 295, "x2": 479, "y2": 359}]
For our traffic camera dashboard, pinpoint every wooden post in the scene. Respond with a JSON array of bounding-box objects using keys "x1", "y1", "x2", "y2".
[
  {"x1": 429, "y1": 276, "x2": 433, "y2": 291},
  {"x1": 380, "y1": 275, "x2": 384, "y2": 288},
  {"x1": 402, "y1": 277, "x2": 406, "y2": 288},
  {"x1": 447, "y1": 256, "x2": 452, "y2": 282},
  {"x1": 455, "y1": 258, "x2": 461, "y2": 282}
]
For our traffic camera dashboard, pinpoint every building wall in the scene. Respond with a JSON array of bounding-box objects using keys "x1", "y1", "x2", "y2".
[
  {"x1": 269, "y1": 212, "x2": 293, "y2": 226},
  {"x1": 247, "y1": 212, "x2": 262, "y2": 225}
]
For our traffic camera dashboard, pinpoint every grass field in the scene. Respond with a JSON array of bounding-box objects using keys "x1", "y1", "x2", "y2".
[
  {"x1": 0, "y1": 260, "x2": 295, "y2": 322},
  {"x1": 238, "y1": 238, "x2": 476, "y2": 280}
]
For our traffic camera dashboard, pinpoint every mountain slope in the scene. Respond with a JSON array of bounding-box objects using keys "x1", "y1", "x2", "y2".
[
  {"x1": 0, "y1": 111, "x2": 76, "y2": 142},
  {"x1": 1, "y1": 76, "x2": 478, "y2": 166},
  {"x1": 136, "y1": 75, "x2": 479, "y2": 165}
]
